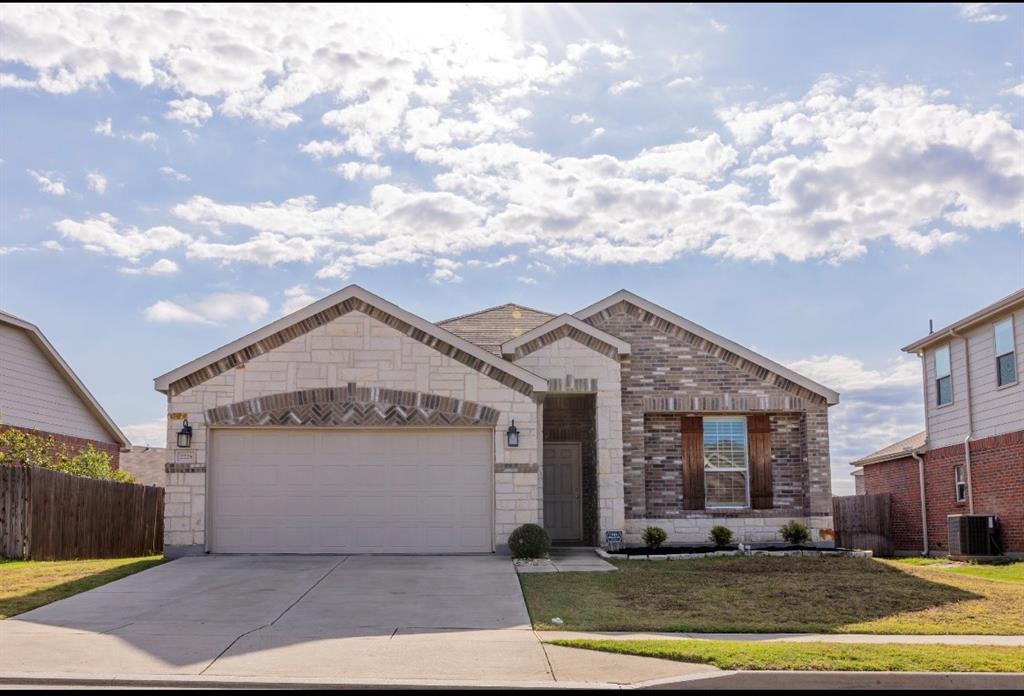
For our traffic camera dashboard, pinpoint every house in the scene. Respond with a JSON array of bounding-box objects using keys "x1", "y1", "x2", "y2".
[
  {"x1": 852, "y1": 289, "x2": 1024, "y2": 556},
  {"x1": 154, "y1": 285, "x2": 839, "y2": 557},
  {"x1": 0, "y1": 310, "x2": 129, "y2": 465},
  {"x1": 119, "y1": 446, "x2": 167, "y2": 486}
]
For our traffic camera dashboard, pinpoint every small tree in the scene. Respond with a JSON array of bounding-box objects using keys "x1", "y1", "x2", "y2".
[
  {"x1": 642, "y1": 526, "x2": 668, "y2": 549},
  {"x1": 0, "y1": 424, "x2": 136, "y2": 483},
  {"x1": 708, "y1": 525, "x2": 733, "y2": 547},
  {"x1": 780, "y1": 520, "x2": 811, "y2": 545}
]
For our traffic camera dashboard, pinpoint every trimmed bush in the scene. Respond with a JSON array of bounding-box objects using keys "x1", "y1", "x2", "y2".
[
  {"x1": 708, "y1": 525, "x2": 733, "y2": 546},
  {"x1": 780, "y1": 520, "x2": 811, "y2": 545},
  {"x1": 0, "y1": 425, "x2": 136, "y2": 483},
  {"x1": 507, "y1": 523, "x2": 552, "y2": 559},
  {"x1": 642, "y1": 526, "x2": 668, "y2": 549}
]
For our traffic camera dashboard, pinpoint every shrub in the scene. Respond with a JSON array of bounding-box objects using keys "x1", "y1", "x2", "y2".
[
  {"x1": 0, "y1": 425, "x2": 136, "y2": 484},
  {"x1": 780, "y1": 520, "x2": 811, "y2": 545},
  {"x1": 708, "y1": 525, "x2": 733, "y2": 546},
  {"x1": 507, "y1": 523, "x2": 551, "y2": 559},
  {"x1": 642, "y1": 526, "x2": 668, "y2": 549}
]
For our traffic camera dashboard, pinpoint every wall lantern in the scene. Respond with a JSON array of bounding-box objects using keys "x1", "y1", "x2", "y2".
[
  {"x1": 176, "y1": 419, "x2": 193, "y2": 448},
  {"x1": 506, "y1": 420, "x2": 520, "y2": 448}
]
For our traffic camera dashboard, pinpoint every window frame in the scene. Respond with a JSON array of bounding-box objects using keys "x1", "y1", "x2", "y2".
[
  {"x1": 953, "y1": 465, "x2": 967, "y2": 503},
  {"x1": 701, "y1": 415, "x2": 750, "y2": 509},
  {"x1": 934, "y1": 343, "x2": 953, "y2": 407},
  {"x1": 994, "y1": 317, "x2": 1017, "y2": 389}
]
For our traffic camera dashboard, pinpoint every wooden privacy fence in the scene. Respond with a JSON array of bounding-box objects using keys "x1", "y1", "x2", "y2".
[
  {"x1": 832, "y1": 493, "x2": 894, "y2": 556},
  {"x1": 0, "y1": 465, "x2": 163, "y2": 560}
]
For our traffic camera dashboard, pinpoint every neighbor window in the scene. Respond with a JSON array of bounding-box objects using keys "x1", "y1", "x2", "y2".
[
  {"x1": 934, "y1": 344, "x2": 952, "y2": 406},
  {"x1": 995, "y1": 318, "x2": 1016, "y2": 387},
  {"x1": 954, "y1": 465, "x2": 967, "y2": 503},
  {"x1": 703, "y1": 417, "x2": 749, "y2": 508}
]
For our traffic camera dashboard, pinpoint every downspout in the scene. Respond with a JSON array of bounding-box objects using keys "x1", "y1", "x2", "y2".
[
  {"x1": 911, "y1": 448, "x2": 928, "y2": 556},
  {"x1": 949, "y1": 329, "x2": 975, "y2": 514}
]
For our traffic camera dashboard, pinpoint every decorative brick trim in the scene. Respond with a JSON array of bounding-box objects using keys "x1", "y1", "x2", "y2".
[
  {"x1": 205, "y1": 384, "x2": 501, "y2": 428},
  {"x1": 511, "y1": 325, "x2": 622, "y2": 361},
  {"x1": 642, "y1": 395, "x2": 809, "y2": 412},
  {"x1": 168, "y1": 298, "x2": 537, "y2": 398},
  {"x1": 586, "y1": 301, "x2": 829, "y2": 406}
]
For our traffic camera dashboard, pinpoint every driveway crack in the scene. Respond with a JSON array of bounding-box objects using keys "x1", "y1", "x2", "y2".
[{"x1": 198, "y1": 556, "x2": 349, "y2": 676}]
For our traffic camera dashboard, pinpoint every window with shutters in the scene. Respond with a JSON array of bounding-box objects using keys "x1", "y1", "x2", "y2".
[{"x1": 703, "y1": 416, "x2": 749, "y2": 508}]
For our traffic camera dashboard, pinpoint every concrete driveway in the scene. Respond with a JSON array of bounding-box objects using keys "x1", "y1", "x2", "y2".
[{"x1": 0, "y1": 555, "x2": 712, "y2": 687}]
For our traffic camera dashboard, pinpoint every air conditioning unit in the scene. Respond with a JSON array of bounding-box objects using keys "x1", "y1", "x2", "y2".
[{"x1": 947, "y1": 515, "x2": 1001, "y2": 557}]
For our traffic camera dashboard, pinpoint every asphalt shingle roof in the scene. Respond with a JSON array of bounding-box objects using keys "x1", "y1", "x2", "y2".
[
  {"x1": 850, "y1": 431, "x2": 927, "y2": 467},
  {"x1": 438, "y1": 303, "x2": 555, "y2": 356}
]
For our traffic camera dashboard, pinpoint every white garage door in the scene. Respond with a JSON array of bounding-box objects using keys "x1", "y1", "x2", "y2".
[{"x1": 209, "y1": 428, "x2": 493, "y2": 554}]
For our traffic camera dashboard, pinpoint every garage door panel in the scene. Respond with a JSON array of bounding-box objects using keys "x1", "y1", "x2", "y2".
[{"x1": 211, "y1": 429, "x2": 493, "y2": 553}]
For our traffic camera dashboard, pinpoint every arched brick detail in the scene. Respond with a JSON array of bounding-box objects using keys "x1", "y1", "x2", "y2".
[{"x1": 204, "y1": 384, "x2": 501, "y2": 427}]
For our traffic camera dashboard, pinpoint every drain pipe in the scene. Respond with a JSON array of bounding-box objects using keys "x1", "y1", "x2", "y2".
[
  {"x1": 911, "y1": 448, "x2": 929, "y2": 556},
  {"x1": 950, "y1": 329, "x2": 975, "y2": 514}
]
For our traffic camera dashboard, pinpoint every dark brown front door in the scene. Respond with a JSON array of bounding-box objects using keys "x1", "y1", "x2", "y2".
[{"x1": 543, "y1": 442, "x2": 582, "y2": 541}]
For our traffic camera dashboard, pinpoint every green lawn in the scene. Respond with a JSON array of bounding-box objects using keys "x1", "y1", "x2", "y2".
[
  {"x1": 885, "y1": 558, "x2": 1024, "y2": 583},
  {"x1": 0, "y1": 556, "x2": 164, "y2": 619},
  {"x1": 550, "y1": 639, "x2": 1024, "y2": 673},
  {"x1": 518, "y1": 556, "x2": 1024, "y2": 634}
]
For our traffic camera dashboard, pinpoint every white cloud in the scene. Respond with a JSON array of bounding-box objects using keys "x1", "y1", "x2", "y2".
[
  {"x1": 120, "y1": 258, "x2": 180, "y2": 276},
  {"x1": 144, "y1": 292, "x2": 269, "y2": 325},
  {"x1": 120, "y1": 418, "x2": 167, "y2": 447},
  {"x1": 280, "y1": 284, "x2": 318, "y2": 315},
  {"x1": 298, "y1": 140, "x2": 350, "y2": 160},
  {"x1": 1002, "y1": 82, "x2": 1024, "y2": 97},
  {"x1": 27, "y1": 169, "x2": 67, "y2": 195},
  {"x1": 957, "y1": 3, "x2": 1008, "y2": 22},
  {"x1": 334, "y1": 162, "x2": 392, "y2": 181},
  {"x1": 41, "y1": 240, "x2": 63, "y2": 251},
  {"x1": 710, "y1": 19, "x2": 728, "y2": 32},
  {"x1": 165, "y1": 97, "x2": 213, "y2": 126},
  {"x1": 589, "y1": 127, "x2": 606, "y2": 139},
  {"x1": 466, "y1": 254, "x2": 517, "y2": 268},
  {"x1": 54, "y1": 213, "x2": 191, "y2": 261},
  {"x1": 428, "y1": 258, "x2": 463, "y2": 284},
  {"x1": 160, "y1": 166, "x2": 191, "y2": 182},
  {"x1": 94, "y1": 117, "x2": 158, "y2": 143},
  {"x1": 517, "y1": 275, "x2": 537, "y2": 285},
  {"x1": 608, "y1": 79, "x2": 641, "y2": 95},
  {"x1": 569, "y1": 113, "x2": 594, "y2": 125},
  {"x1": 86, "y1": 171, "x2": 107, "y2": 194},
  {"x1": 785, "y1": 354, "x2": 920, "y2": 392},
  {"x1": 667, "y1": 76, "x2": 699, "y2": 88}
]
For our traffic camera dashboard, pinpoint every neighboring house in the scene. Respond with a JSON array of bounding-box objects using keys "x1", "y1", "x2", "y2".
[
  {"x1": 0, "y1": 310, "x2": 129, "y2": 465},
  {"x1": 154, "y1": 285, "x2": 839, "y2": 557},
  {"x1": 852, "y1": 289, "x2": 1024, "y2": 556},
  {"x1": 119, "y1": 446, "x2": 167, "y2": 486}
]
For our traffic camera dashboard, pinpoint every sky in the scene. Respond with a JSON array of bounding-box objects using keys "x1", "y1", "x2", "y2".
[{"x1": 1, "y1": 3, "x2": 1021, "y2": 495}]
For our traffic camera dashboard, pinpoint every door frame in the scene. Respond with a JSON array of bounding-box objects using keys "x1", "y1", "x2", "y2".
[
  {"x1": 206, "y1": 425, "x2": 496, "y2": 554},
  {"x1": 542, "y1": 440, "x2": 583, "y2": 543}
]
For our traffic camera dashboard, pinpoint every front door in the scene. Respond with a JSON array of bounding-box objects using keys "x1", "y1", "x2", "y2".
[{"x1": 543, "y1": 442, "x2": 582, "y2": 541}]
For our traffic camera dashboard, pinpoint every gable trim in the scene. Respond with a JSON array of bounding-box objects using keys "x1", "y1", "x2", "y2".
[
  {"x1": 501, "y1": 314, "x2": 630, "y2": 361},
  {"x1": 153, "y1": 285, "x2": 548, "y2": 398},
  {"x1": 574, "y1": 291, "x2": 840, "y2": 406},
  {"x1": 0, "y1": 310, "x2": 130, "y2": 447}
]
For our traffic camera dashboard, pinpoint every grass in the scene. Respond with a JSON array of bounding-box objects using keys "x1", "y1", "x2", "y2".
[
  {"x1": 518, "y1": 556, "x2": 1024, "y2": 634},
  {"x1": 884, "y1": 558, "x2": 1024, "y2": 583},
  {"x1": 0, "y1": 556, "x2": 164, "y2": 619},
  {"x1": 549, "y1": 639, "x2": 1024, "y2": 673}
]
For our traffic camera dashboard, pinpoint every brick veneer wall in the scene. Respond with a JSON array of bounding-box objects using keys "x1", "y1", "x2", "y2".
[
  {"x1": 862, "y1": 430, "x2": 1023, "y2": 554},
  {"x1": 1, "y1": 425, "x2": 120, "y2": 469},
  {"x1": 586, "y1": 301, "x2": 834, "y2": 524}
]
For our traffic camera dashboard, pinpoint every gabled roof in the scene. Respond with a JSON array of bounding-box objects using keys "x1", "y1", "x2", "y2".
[
  {"x1": 501, "y1": 314, "x2": 630, "y2": 360},
  {"x1": 574, "y1": 290, "x2": 841, "y2": 406},
  {"x1": 850, "y1": 431, "x2": 927, "y2": 467},
  {"x1": 902, "y1": 287, "x2": 1024, "y2": 353},
  {"x1": 0, "y1": 310, "x2": 130, "y2": 448},
  {"x1": 438, "y1": 303, "x2": 555, "y2": 356},
  {"x1": 153, "y1": 285, "x2": 549, "y2": 397}
]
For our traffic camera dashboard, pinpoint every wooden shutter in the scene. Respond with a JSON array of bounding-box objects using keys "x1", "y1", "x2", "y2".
[
  {"x1": 681, "y1": 416, "x2": 705, "y2": 510},
  {"x1": 748, "y1": 414, "x2": 773, "y2": 509}
]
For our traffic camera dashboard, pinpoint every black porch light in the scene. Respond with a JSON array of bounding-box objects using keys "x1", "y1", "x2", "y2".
[
  {"x1": 176, "y1": 418, "x2": 193, "y2": 448},
  {"x1": 506, "y1": 420, "x2": 520, "y2": 448}
]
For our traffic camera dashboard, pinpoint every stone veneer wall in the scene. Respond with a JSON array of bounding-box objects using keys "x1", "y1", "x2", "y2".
[
  {"x1": 586, "y1": 301, "x2": 834, "y2": 541},
  {"x1": 513, "y1": 336, "x2": 626, "y2": 538},
  {"x1": 164, "y1": 310, "x2": 539, "y2": 555}
]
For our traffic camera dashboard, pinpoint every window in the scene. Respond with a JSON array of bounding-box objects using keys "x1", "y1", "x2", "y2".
[
  {"x1": 995, "y1": 318, "x2": 1016, "y2": 387},
  {"x1": 954, "y1": 465, "x2": 967, "y2": 503},
  {"x1": 934, "y1": 344, "x2": 952, "y2": 406},
  {"x1": 703, "y1": 417, "x2": 748, "y2": 508}
]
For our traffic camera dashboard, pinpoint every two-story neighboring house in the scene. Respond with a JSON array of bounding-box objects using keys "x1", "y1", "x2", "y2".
[{"x1": 852, "y1": 289, "x2": 1024, "y2": 556}]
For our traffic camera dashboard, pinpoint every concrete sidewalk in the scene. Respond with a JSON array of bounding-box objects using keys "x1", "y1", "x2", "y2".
[{"x1": 541, "y1": 630, "x2": 1024, "y2": 645}]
